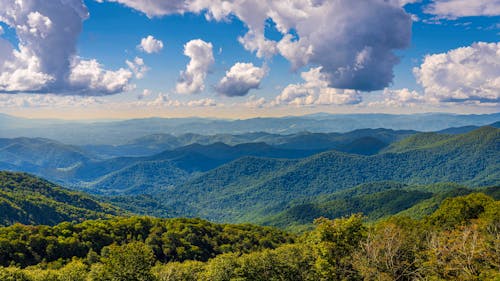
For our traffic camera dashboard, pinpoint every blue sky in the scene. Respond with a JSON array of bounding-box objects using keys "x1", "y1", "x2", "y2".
[{"x1": 0, "y1": 0, "x2": 499, "y2": 119}]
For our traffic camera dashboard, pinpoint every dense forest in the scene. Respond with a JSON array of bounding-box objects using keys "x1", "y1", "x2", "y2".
[
  {"x1": 0, "y1": 192, "x2": 498, "y2": 280},
  {"x1": 0, "y1": 125, "x2": 498, "y2": 280},
  {"x1": 109, "y1": 127, "x2": 499, "y2": 223},
  {"x1": 0, "y1": 172, "x2": 122, "y2": 226}
]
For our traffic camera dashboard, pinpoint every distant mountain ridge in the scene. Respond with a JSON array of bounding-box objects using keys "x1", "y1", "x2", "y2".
[
  {"x1": 81, "y1": 128, "x2": 416, "y2": 158},
  {"x1": 1, "y1": 112, "x2": 498, "y2": 145},
  {"x1": 0, "y1": 128, "x2": 419, "y2": 194}
]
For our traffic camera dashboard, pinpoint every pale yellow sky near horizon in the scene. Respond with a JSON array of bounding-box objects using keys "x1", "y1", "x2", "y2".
[{"x1": 2, "y1": 103, "x2": 499, "y2": 120}]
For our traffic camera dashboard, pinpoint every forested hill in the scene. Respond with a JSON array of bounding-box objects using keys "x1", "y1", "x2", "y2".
[
  {"x1": 259, "y1": 182, "x2": 500, "y2": 231},
  {"x1": 155, "y1": 127, "x2": 499, "y2": 222},
  {"x1": 0, "y1": 192, "x2": 498, "y2": 280},
  {"x1": 0, "y1": 171, "x2": 122, "y2": 226}
]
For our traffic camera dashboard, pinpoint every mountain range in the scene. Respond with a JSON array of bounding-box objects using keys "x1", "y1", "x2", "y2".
[
  {"x1": 146, "y1": 126, "x2": 499, "y2": 222},
  {"x1": 1, "y1": 112, "x2": 499, "y2": 145},
  {"x1": 0, "y1": 128, "x2": 422, "y2": 194},
  {"x1": 0, "y1": 122, "x2": 498, "y2": 227}
]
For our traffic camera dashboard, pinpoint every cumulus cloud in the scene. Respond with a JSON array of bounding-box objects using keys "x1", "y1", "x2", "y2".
[
  {"x1": 137, "y1": 89, "x2": 151, "y2": 100},
  {"x1": 0, "y1": 0, "x2": 133, "y2": 95},
  {"x1": 126, "y1": 57, "x2": 149, "y2": 79},
  {"x1": 413, "y1": 42, "x2": 500, "y2": 103},
  {"x1": 200, "y1": 0, "x2": 412, "y2": 90},
  {"x1": 175, "y1": 39, "x2": 214, "y2": 94},
  {"x1": 372, "y1": 88, "x2": 426, "y2": 107},
  {"x1": 215, "y1": 63, "x2": 267, "y2": 97},
  {"x1": 0, "y1": 45, "x2": 55, "y2": 92},
  {"x1": 284, "y1": 1, "x2": 411, "y2": 91},
  {"x1": 134, "y1": 93, "x2": 218, "y2": 107},
  {"x1": 68, "y1": 58, "x2": 133, "y2": 95},
  {"x1": 243, "y1": 94, "x2": 266, "y2": 108},
  {"x1": 424, "y1": 0, "x2": 500, "y2": 18},
  {"x1": 186, "y1": 98, "x2": 217, "y2": 107},
  {"x1": 274, "y1": 67, "x2": 362, "y2": 106},
  {"x1": 97, "y1": 0, "x2": 412, "y2": 91},
  {"x1": 27, "y1": 11, "x2": 52, "y2": 38},
  {"x1": 138, "y1": 35, "x2": 164, "y2": 53},
  {"x1": 144, "y1": 93, "x2": 182, "y2": 107},
  {"x1": 96, "y1": 0, "x2": 187, "y2": 18}
]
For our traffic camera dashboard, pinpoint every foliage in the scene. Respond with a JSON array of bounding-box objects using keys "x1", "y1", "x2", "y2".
[
  {"x1": 0, "y1": 171, "x2": 122, "y2": 226},
  {"x1": 145, "y1": 127, "x2": 499, "y2": 223},
  {"x1": 0, "y1": 192, "x2": 499, "y2": 280},
  {"x1": 0, "y1": 216, "x2": 293, "y2": 268}
]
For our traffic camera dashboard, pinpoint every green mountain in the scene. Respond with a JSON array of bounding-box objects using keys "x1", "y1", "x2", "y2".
[
  {"x1": 0, "y1": 137, "x2": 92, "y2": 172},
  {"x1": 0, "y1": 216, "x2": 293, "y2": 267},
  {"x1": 0, "y1": 171, "x2": 122, "y2": 226},
  {"x1": 0, "y1": 191, "x2": 498, "y2": 280},
  {"x1": 259, "y1": 182, "x2": 432, "y2": 230},
  {"x1": 82, "y1": 128, "x2": 415, "y2": 158},
  {"x1": 77, "y1": 142, "x2": 317, "y2": 194},
  {"x1": 153, "y1": 127, "x2": 499, "y2": 222},
  {"x1": 260, "y1": 182, "x2": 500, "y2": 231}
]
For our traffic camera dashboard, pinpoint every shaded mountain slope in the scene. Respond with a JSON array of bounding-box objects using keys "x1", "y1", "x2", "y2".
[{"x1": 158, "y1": 127, "x2": 499, "y2": 222}]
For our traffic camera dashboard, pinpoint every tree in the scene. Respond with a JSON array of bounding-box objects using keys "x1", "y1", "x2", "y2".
[
  {"x1": 309, "y1": 214, "x2": 366, "y2": 281},
  {"x1": 428, "y1": 193, "x2": 494, "y2": 229},
  {"x1": 354, "y1": 221, "x2": 422, "y2": 281},
  {"x1": 100, "y1": 242, "x2": 155, "y2": 281}
]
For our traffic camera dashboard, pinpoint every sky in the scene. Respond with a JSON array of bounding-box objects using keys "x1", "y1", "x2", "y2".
[{"x1": 0, "y1": 0, "x2": 499, "y2": 119}]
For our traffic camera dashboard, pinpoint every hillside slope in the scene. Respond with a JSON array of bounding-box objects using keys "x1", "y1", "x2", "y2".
[
  {"x1": 0, "y1": 171, "x2": 122, "y2": 226},
  {"x1": 158, "y1": 127, "x2": 499, "y2": 222}
]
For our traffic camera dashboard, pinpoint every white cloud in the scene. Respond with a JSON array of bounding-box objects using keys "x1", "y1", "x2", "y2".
[
  {"x1": 215, "y1": 63, "x2": 267, "y2": 97},
  {"x1": 274, "y1": 67, "x2": 362, "y2": 106},
  {"x1": 276, "y1": 34, "x2": 313, "y2": 70},
  {"x1": 244, "y1": 94, "x2": 266, "y2": 108},
  {"x1": 0, "y1": 93, "x2": 102, "y2": 108},
  {"x1": 397, "y1": 0, "x2": 421, "y2": 6},
  {"x1": 98, "y1": 0, "x2": 412, "y2": 91},
  {"x1": 137, "y1": 89, "x2": 151, "y2": 100},
  {"x1": 96, "y1": 0, "x2": 187, "y2": 18},
  {"x1": 238, "y1": 30, "x2": 277, "y2": 59},
  {"x1": 138, "y1": 35, "x2": 164, "y2": 53},
  {"x1": 175, "y1": 39, "x2": 214, "y2": 94},
  {"x1": 133, "y1": 93, "x2": 218, "y2": 107},
  {"x1": 0, "y1": 45, "x2": 55, "y2": 92},
  {"x1": 198, "y1": 0, "x2": 411, "y2": 90},
  {"x1": 424, "y1": 0, "x2": 500, "y2": 18},
  {"x1": 69, "y1": 58, "x2": 133, "y2": 95},
  {"x1": 126, "y1": 57, "x2": 149, "y2": 79},
  {"x1": 372, "y1": 88, "x2": 426, "y2": 107},
  {"x1": 186, "y1": 98, "x2": 217, "y2": 107},
  {"x1": 413, "y1": 42, "x2": 500, "y2": 103},
  {"x1": 27, "y1": 11, "x2": 52, "y2": 38},
  {"x1": 0, "y1": 0, "x2": 134, "y2": 95}
]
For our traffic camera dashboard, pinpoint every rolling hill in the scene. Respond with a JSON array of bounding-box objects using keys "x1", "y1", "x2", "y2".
[
  {"x1": 82, "y1": 128, "x2": 415, "y2": 158},
  {"x1": 0, "y1": 137, "x2": 92, "y2": 172},
  {"x1": 259, "y1": 182, "x2": 500, "y2": 231},
  {"x1": 0, "y1": 171, "x2": 122, "y2": 226},
  {"x1": 2, "y1": 130, "x2": 408, "y2": 194},
  {"x1": 153, "y1": 127, "x2": 499, "y2": 222}
]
